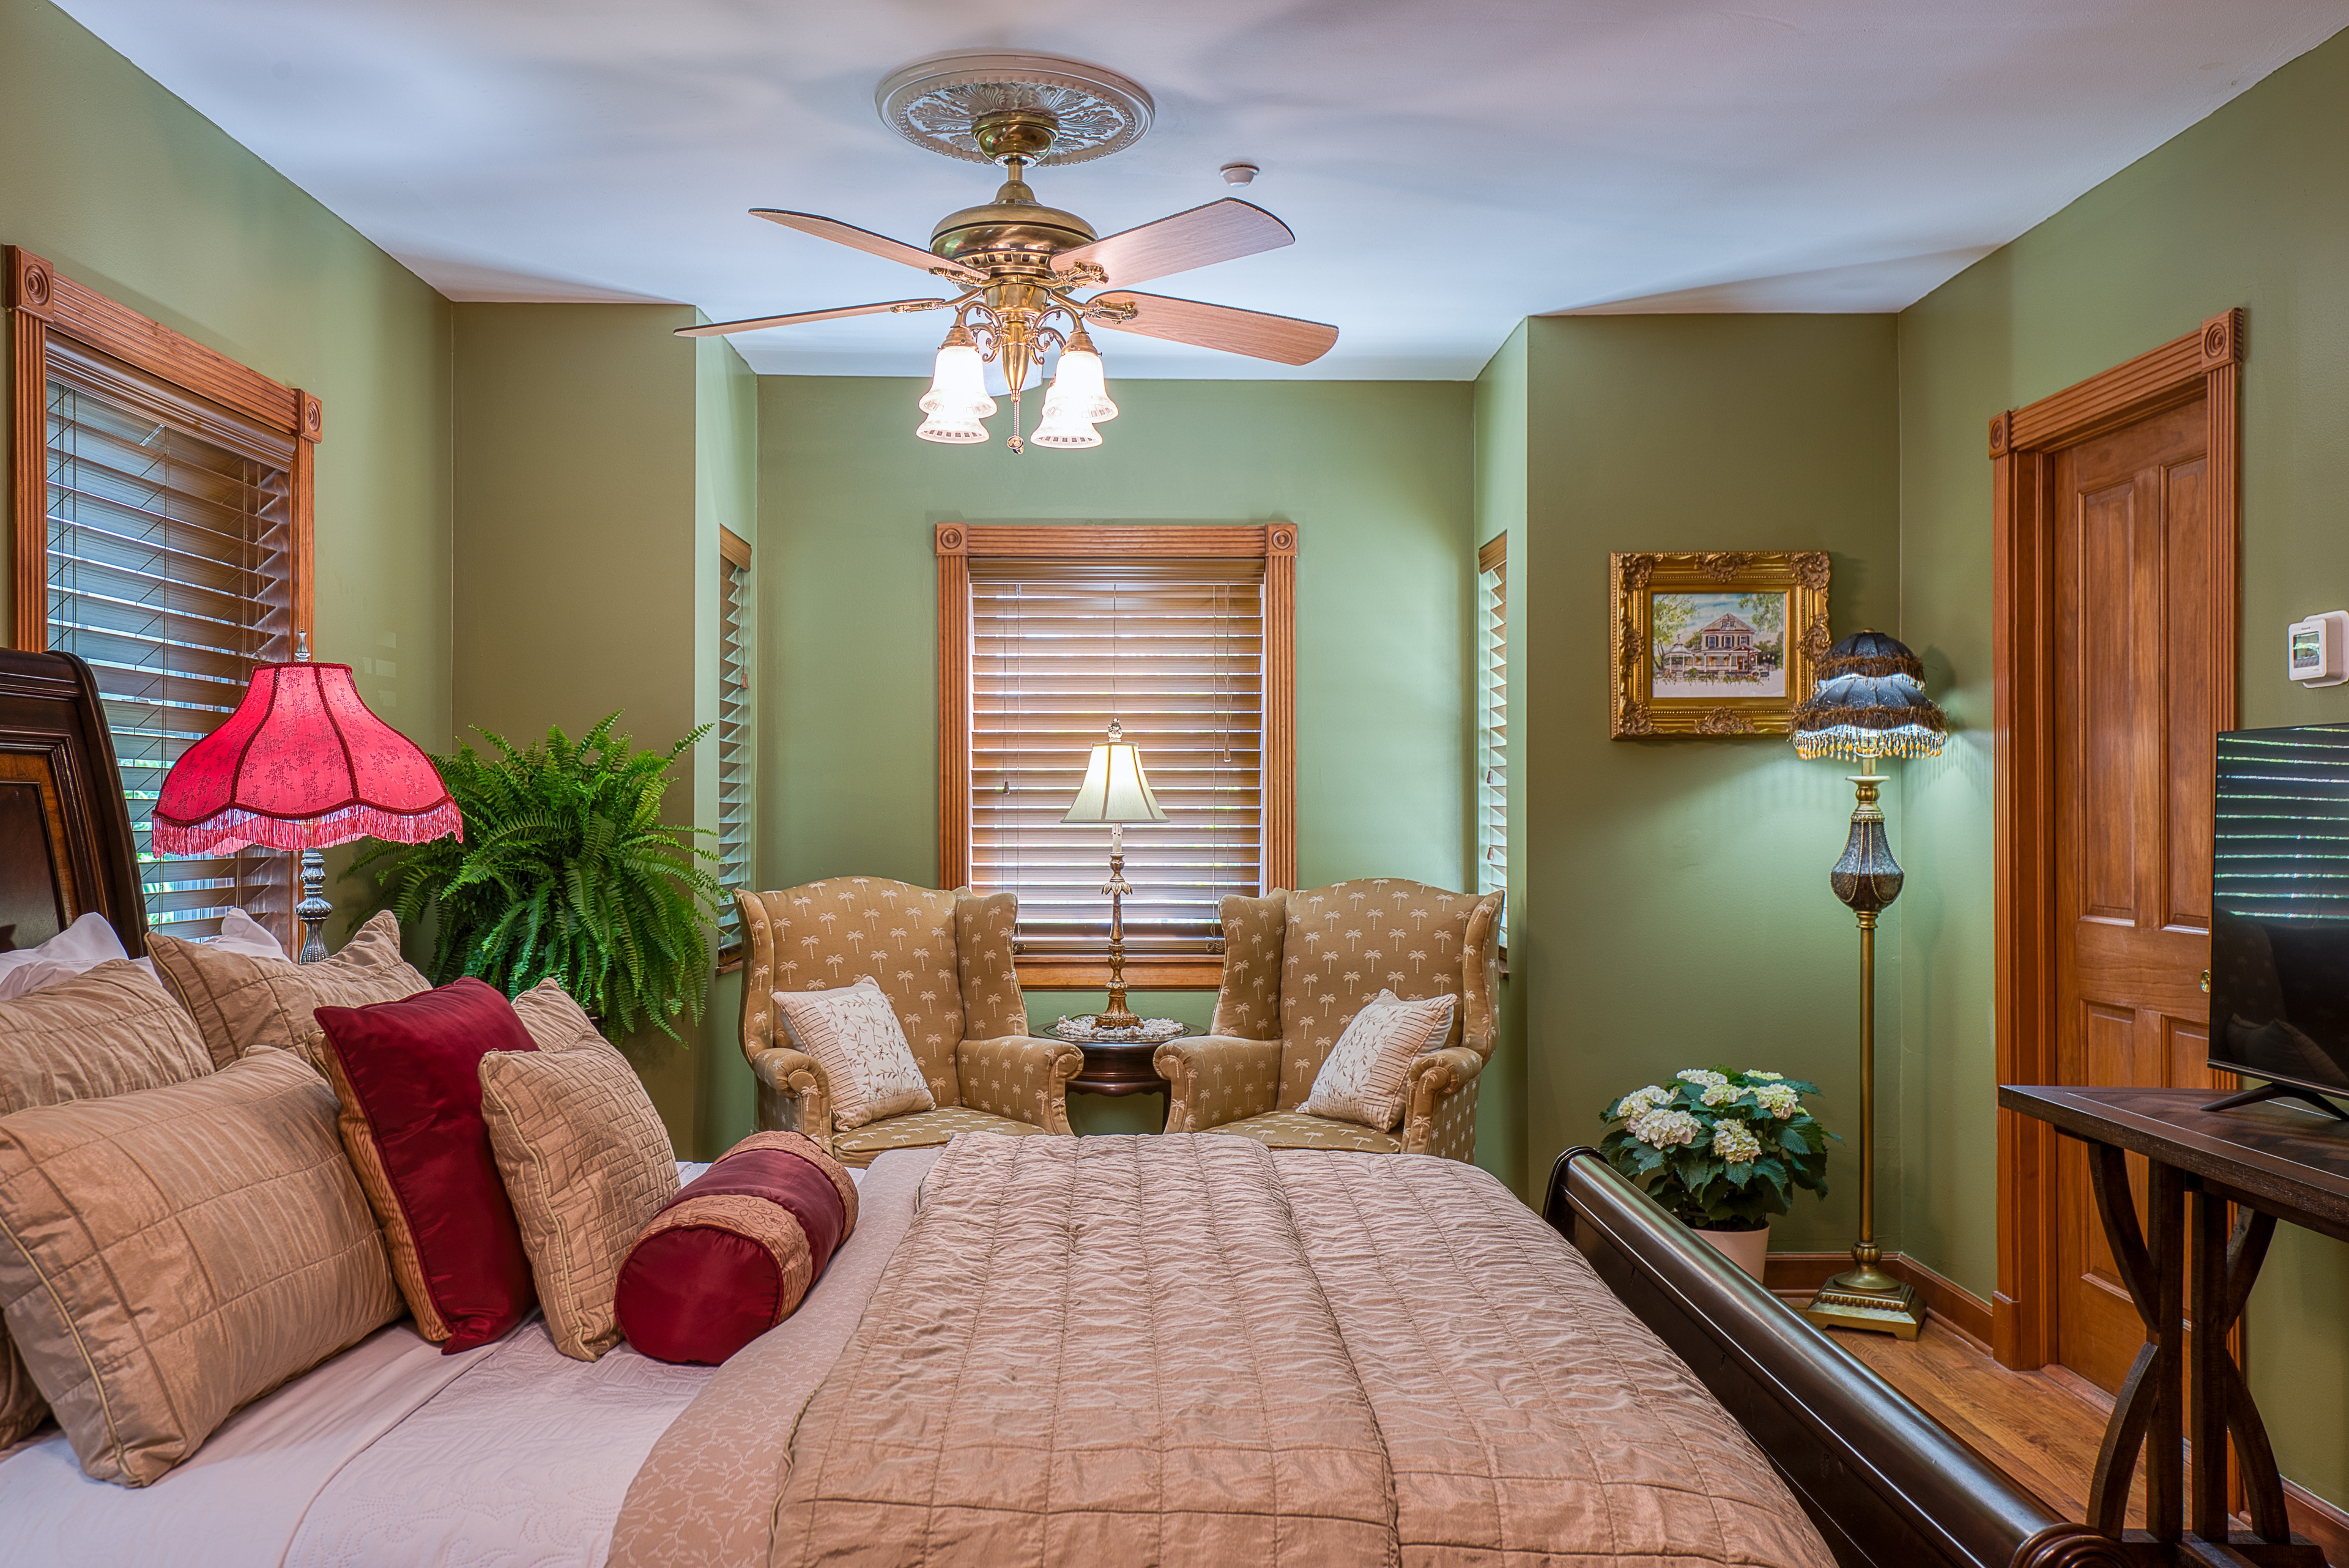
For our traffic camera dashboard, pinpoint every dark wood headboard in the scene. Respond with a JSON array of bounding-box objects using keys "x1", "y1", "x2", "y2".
[{"x1": 0, "y1": 648, "x2": 146, "y2": 957}]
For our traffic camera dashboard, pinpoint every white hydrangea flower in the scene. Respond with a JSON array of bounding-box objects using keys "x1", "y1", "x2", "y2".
[
  {"x1": 1753, "y1": 1083, "x2": 1800, "y2": 1119},
  {"x1": 1701, "y1": 1081, "x2": 1741, "y2": 1107},
  {"x1": 1712, "y1": 1120, "x2": 1762, "y2": 1164},
  {"x1": 1627, "y1": 1108, "x2": 1703, "y2": 1149},
  {"x1": 1745, "y1": 1069, "x2": 1786, "y2": 1082},
  {"x1": 1675, "y1": 1068, "x2": 1728, "y2": 1088},
  {"x1": 1616, "y1": 1085, "x2": 1671, "y2": 1117}
]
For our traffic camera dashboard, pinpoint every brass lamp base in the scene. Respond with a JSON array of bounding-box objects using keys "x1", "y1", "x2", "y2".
[{"x1": 1803, "y1": 1265, "x2": 1926, "y2": 1340}]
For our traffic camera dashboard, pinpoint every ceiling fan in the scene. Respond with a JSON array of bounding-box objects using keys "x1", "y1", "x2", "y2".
[{"x1": 676, "y1": 52, "x2": 1339, "y2": 453}]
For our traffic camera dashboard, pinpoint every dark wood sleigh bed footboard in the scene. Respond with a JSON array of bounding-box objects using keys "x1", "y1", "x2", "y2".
[{"x1": 1546, "y1": 1147, "x2": 2131, "y2": 1568}]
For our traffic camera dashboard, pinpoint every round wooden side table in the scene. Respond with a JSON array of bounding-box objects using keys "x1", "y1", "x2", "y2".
[{"x1": 1054, "y1": 1030, "x2": 1188, "y2": 1133}]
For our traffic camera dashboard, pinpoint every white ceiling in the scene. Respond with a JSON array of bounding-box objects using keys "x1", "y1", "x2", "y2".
[{"x1": 51, "y1": 0, "x2": 2349, "y2": 379}]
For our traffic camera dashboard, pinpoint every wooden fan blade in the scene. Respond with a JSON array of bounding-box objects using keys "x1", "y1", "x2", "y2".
[
  {"x1": 751, "y1": 210, "x2": 984, "y2": 284},
  {"x1": 1089, "y1": 291, "x2": 1338, "y2": 366},
  {"x1": 674, "y1": 299, "x2": 944, "y2": 338},
  {"x1": 1055, "y1": 199, "x2": 1293, "y2": 289}
]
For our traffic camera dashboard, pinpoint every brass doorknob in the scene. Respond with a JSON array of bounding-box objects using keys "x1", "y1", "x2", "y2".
[{"x1": 2201, "y1": 969, "x2": 2212, "y2": 995}]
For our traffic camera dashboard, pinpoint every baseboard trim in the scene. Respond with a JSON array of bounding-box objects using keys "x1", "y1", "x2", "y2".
[
  {"x1": 1762, "y1": 1250, "x2": 1995, "y2": 1346},
  {"x1": 2286, "y1": 1480, "x2": 2348, "y2": 1568}
]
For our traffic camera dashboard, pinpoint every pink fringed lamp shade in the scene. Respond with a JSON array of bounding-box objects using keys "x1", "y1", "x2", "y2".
[{"x1": 153, "y1": 661, "x2": 461, "y2": 856}]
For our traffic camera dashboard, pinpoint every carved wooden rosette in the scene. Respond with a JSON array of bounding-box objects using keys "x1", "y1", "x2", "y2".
[{"x1": 1609, "y1": 549, "x2": 1831, "y2": 738}]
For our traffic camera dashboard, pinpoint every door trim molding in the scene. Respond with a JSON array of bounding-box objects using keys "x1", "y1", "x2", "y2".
[{"x1": 1990, "y1": 309, "x2": 2241, "y2": 1370}]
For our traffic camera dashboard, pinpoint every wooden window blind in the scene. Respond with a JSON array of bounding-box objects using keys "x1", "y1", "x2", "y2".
[
  {"x1": 1477, "y1": 534, "x2": 1507, "y2": 943},
  {"x1": 938, "y1": 522, "x2": 1296, "y2": 989},
  {"x1": 970, "y1": 557, "x2": 1264, "y2": 957},
  {"x1": 45, "y1": 340, "x2": 296, "y2": 940},
  {"x1": 11, "y1": 248, "x2": 319, "y2": 950},
  {"x1": 716, "y1": 526, "x2": 753, "y2": 955}
]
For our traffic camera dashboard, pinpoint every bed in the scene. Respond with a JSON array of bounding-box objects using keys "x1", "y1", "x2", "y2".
[{"x1": 0, "y1": 648, "x2": 2129, "y2": 1568}]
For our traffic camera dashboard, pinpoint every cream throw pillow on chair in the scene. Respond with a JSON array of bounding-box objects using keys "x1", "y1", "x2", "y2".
[
  {"x1": 1299, "y1": 990, "x2": 1458, "y2": 1131},
  {"x1": 773, "y1": 977, "x2": 935, "y2": 1130}
]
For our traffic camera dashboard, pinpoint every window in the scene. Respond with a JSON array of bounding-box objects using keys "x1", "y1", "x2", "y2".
[
  {"x1": 715, "y1": 526, "x2": 754, "y2": 959},
  {"x1": 938, "y1": 523, "x2": 1296, "y2": 988},
  {"x1": 1477, "y1": 534, "x2": 1507, "y2": 945},
  {"x1": 10, "y1": 246, "x2": 318, "y2": 946}
]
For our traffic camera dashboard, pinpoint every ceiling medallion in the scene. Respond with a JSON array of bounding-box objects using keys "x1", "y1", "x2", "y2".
[{"x1": 875, "y1": 51, "x2": 1154, "y2": 167}]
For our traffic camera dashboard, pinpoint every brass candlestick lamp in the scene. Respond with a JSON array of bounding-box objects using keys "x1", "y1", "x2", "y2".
[
  {"x1": 1789, "y1": 629, "x2": 1948, "y2": 1340},
  {"x1": 1061, "y1": 718, "x2": 1167, "y2": 1030}
]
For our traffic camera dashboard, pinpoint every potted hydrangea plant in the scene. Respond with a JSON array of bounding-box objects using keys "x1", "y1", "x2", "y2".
[{"x1": 1598, "y1": 1068, "x2": 1836, "y2": 1280}]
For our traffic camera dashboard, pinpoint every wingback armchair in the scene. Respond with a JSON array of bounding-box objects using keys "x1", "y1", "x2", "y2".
[
  {"x1": 1155, "y1": 879, "x2": 1504, "y2": 1161},
  {"x1": 736, "y1": 877, "x2": 1083, "y2": 1165}
]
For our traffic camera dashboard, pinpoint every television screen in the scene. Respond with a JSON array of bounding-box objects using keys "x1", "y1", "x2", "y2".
[{"x1": 2211, "y1": 723, "x2": 2349, "y2": 1096}]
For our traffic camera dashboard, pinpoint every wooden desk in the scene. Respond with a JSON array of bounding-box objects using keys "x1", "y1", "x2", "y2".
[{"x1": 1999, "y1": 1085, "x2": 2346, "y2": 1568}]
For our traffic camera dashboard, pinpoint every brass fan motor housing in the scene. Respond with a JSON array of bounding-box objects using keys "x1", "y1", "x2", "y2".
[{"x1": 929, "y1": 184, "x2": 1096, "y2": 270}]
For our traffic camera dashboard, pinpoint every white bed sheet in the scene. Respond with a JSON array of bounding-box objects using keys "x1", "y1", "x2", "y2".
[{"x1": 0, "y1": 1157, "x2": 861, "y2": 1568}]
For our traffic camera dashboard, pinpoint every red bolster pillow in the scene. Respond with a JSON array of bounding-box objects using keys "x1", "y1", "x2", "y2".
[{"x1": 615, "y1": 1131, "x2": 859, "y2": 1365}]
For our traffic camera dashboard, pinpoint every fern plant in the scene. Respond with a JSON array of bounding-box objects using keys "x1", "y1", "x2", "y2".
[{"x1": 354, "y1": 714, "x2": 725, "y2": 1041}]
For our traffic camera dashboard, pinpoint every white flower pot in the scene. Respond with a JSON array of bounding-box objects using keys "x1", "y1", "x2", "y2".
[{"x1": 1696, "y1": 1222, "x2": 1770, "y2": 1282}]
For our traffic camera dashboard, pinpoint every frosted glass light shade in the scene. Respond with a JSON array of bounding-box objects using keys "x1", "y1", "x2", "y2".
[
  {"x1": 1050, "y1": 344, "x2": 1118, "y2": 423},
  {"x1": 1061, "y1": 724, "x2": 1167, "y2": 824},
  {"x1": 919, "y1": 343, "x2": 996, "y2": 418},
  {"x1": 916, "y1": 409, "x2": 989, "y2": 444},
  {"x1": 1031, "y1": 395, "x2": 1102, "y2": 449}
]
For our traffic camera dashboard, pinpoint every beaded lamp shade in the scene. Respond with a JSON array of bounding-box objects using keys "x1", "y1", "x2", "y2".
[
  {"x1": 152, "y1": 661, "x2": 460, "y2": 856},
  {"x1": 1790, "y1": 629, "x2": 1949, "y2": 762}
]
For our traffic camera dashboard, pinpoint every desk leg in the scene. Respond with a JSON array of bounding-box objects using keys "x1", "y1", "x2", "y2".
[
  {"x1": 2084, "y1": 1145, "x2": 2185, "y2": 1544},
  {"x1": 2191, "y1": 1193, "x2": 2290, "y2": 1545}
]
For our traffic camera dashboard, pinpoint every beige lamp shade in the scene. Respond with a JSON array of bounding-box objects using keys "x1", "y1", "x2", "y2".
[{"x1": 1061, "y1": 719, "x2": 1168, "y2": 825}]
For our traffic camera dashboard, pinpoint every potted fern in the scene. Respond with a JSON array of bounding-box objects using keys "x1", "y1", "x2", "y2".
[
  {"x1": 1598, "y1": 1068, "x2": 1836, "y2": 1280},
  {"x1": 354, "y1": 715, "x2": 725, "y2": 1041}
]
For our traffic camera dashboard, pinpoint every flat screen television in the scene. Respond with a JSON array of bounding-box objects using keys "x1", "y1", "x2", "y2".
[{"x1": 2210, "y1": 723, "x2": 2349, "y2": 1115}]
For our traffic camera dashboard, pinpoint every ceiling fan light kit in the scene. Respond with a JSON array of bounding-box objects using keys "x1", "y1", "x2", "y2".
[{"x1": 683, "y1": 49, "x2": 1337, "y2": 455}]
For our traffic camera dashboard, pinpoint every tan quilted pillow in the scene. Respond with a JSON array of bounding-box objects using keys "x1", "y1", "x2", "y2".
[
  {"x1": 0, "y1": 960, "x2": 212, "y2": 1115},
  {"x1": 148, "y1": 909, "x2": 429, "y2": 1069},
  {"x1": 773, "y1": 977, "x2": 933, "y2": 1131},
  {"x1": 1297, "y1": 989, "x2": 1457, "y2": 1131},
  {"x1": 0, "y1": 1049, "x2": 402, "y2": 1485},
  {"x1": 0, "y1": 959, "x2": 216, "y2": 1447},
  {"x1": 480, "y1": 1037, "x2": 679, "y2": 1361},
  {"x1": 508, "y1": 975, "x2": 607, "y2": 1052}
]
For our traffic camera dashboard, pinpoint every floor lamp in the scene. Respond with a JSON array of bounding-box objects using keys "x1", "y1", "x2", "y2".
[
  {"x1": 153, "y1": 639, "x2": 462, "y2": 962},
  {"x1": 1789, "y1": 629, "x2": 1948, "y2": 1340}
]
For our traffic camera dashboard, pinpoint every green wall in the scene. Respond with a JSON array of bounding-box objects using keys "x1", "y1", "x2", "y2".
[
  {"x1": 1515, "y1": 314, "x2": 1904, "y2": 1253},
  {"x1": 452, "y1": 304, "x2": 754, "y2": 1156},
  {"x1": 755, "y1": 376, "x2": 1483, "y2": 1157},
  {"x1": 1896, "y1": 26, "x2": 2349, "y2": 1509},
  {"x1": 0, "y1": 0, "x2": 454, "y2": 946}
]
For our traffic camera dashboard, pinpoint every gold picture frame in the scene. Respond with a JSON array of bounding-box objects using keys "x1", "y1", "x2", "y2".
[{"x1": 1610, "y1": 551, "x2": 1831, "y2": 737}]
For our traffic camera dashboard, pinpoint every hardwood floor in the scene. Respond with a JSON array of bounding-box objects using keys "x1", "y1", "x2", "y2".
[
  {"x1": 1814, "y1": 1317, "x2": 2345, "y2": 1566},
  {"x1": 1818, "y1": 1318, "x2": 2150, "y2": 1528}
]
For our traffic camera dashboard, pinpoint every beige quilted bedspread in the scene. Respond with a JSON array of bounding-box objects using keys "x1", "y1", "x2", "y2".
[{"x1": 612, "y1": 1134, "x2": 1835, "y2": 1568}]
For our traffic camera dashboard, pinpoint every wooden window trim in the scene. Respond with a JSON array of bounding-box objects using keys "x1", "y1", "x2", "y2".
[
  {"x1": 1989, "y1": 308, "x2": 2241, "y2": 1372},
  {"x1": 714, "y1": 524, "x2": 753, "y2": 973},
  {"x1": 1476, "y1": 532, "x2": 1507, "y2": 975},
  {"x1": 938, "y1": 521, "x2": 1297, "y2": 990},
  {"x1": 7, "y1": 247, "x2": 318, "y2": 652}
]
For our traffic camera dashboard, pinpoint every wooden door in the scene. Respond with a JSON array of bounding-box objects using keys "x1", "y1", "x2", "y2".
[{"x1": 2049, "y1": 396, "x2": 2234, "y2": 1392}]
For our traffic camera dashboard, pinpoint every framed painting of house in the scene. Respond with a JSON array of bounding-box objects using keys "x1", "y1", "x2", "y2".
[{"x1": 1609, "y1": 551, "x2": 1831, "y2": 737}]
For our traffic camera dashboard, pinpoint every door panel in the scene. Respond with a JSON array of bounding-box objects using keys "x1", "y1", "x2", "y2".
[{"x1": 2052, "y1": 396, "x2": 2216, "y2": 1395}]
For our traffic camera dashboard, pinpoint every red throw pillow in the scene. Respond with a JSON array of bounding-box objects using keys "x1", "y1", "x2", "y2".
[
  {"x1": 615, "y1": 1131, "x2": 858, "y2": 1365},
  {"x1": 316, "y1": 976, "x2": 539, "y2": 1352}
]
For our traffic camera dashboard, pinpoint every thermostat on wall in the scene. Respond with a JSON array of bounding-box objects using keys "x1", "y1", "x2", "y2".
[{"x1": 2287, "y1": 611, "x2": 2349, "y2": 686}]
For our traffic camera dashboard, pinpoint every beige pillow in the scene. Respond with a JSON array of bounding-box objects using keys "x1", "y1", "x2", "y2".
[
  {"x1": 0, "y1": 959, "x2": 215, "y2": 1448},
  {"x1": 773, "y1": 977, "x2": 934, "y2": 1130},
  {"x1": 1298, "y1": 989, "x2": 1458, "y2": 1131},
  {"x1": 0, "y1": 960, "x2": 212, "y2": 1115},
  {"x1": 508, "y1": 976, "x2": 607, "y2": 1052},
  {"x1": 0, "y1": 1048, "x2": 402, "y2": 1485},
  {"x1": 148, "y1": 909, "x2": 429, "y2": 1069},
  {"x1": 480, "y1": 1036, "x2": 679, "y2": 1361}
]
